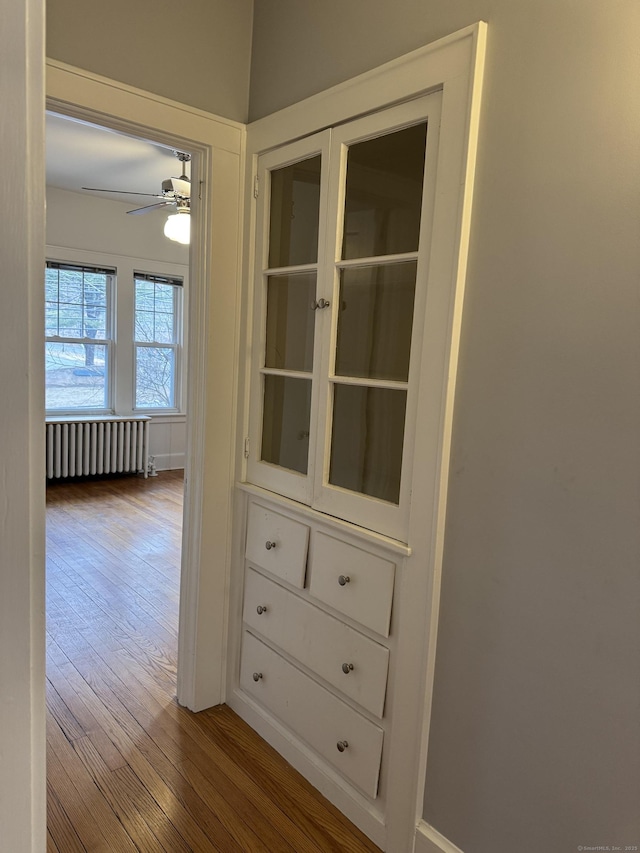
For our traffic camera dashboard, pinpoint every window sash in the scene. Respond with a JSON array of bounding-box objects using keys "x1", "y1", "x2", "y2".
[
  {"x1": 134, "y1": 342, "x2": 180, "y2": 410},
  {"x1": 134, "y1": 275, "x2": 182, "y2": 346},
  {"x1": 45, "y1": 262, "x2": 115, "y2": 413}
]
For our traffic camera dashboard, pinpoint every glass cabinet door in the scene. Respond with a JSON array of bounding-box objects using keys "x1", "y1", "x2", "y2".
[
  {"x1": 247, "y1": 94, "x2": 442, "y2": 540},
  {"x1": 329, "y1": 124, "x2": 427, "y2": 505},
  {"x1": 247, "y1": 134, "x2": 330, "y2": 503},
  {"x1": 313, "y1": 96, "x2": 441, "y2": 539}
]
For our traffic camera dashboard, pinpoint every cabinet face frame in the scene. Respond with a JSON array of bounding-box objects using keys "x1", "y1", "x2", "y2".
[{"x1": 237, "y1": 22, "x2": 487, "y2": 853}]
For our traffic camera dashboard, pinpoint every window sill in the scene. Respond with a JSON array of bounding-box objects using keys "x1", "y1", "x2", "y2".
[{"x1": 137, "y1": 411, "x2": 187, "y2": 423}]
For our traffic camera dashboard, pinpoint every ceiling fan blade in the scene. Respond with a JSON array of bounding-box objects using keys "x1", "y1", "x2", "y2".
[
  {"x1": 126, "y1": 201, "x2": 175, "y2": 215},
  {"x1": 82, "y1": 187, "x2": 165, "y2": 199}
]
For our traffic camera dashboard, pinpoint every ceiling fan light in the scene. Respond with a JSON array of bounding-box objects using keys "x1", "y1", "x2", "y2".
[{"x1": 164, "y1": 211, "x2": 190, "y2": 244}]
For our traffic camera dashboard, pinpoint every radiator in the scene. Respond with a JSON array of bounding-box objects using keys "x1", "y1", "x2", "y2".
[{"x1": 46, "y1": 416, "x2": 150, "y2": 480}]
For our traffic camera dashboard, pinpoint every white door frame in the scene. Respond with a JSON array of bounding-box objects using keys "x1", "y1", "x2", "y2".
[
  {"x1": 1, "y1": 0, "x2": 46, "y2": 848},
  {"x1": 46, "y1": 60, "x2": 246, "y2": 711}
]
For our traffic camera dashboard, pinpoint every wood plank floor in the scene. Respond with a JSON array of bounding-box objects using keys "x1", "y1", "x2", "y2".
[{"x1": 46, "y1": 471, "x2": 382, "y2": 853}]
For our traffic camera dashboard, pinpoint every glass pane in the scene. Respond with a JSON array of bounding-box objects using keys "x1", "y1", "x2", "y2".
[
  {"x1": 153, "y1": 311, "x2": 175, "y2": 344},
  {"x1": 269, "y1": 155, "x2": 322, "y2": 268},
  {"x1": 57, "y1": 305, "x2": 83, "y2": 338},
  {"x1": 135, "y1": 282, "x2": 155, "y2": 312},
  {"x1": 265, "y1": 273, "x2": 316, "y2": 372},
  {"x1": 261, "y1": 375, "x2": 311, "y2": 475},
  {"x1": 83, "y1": 277, "x2": 107, "y2": 309},
  {"x1": 83, "y1": 305, "x2": 107, "y2": 340},
  {"x1": 134, "y1": 280, "x2": 177, "y2": 344},
  {"x1": 58, "y1": 270, "x2": 83, "y2": 304},
  {"x1": 342, "y1": 122, "x2": 427, "y2": 260},
  {"x1": 329, "y1": 384, "x2": 407, "y2": 504},
  {"x1": 45, "y1": 303, "x2": 59, "y2": 337},
  {"x1": 45, "y1": 270, "x2": 59, "y2": 302},
  {"x1": 335, "y1": 261, "x2": 416, "y2": 381},
  {"x1": 136, "y1": 346, "x2": 175, "y2": 408},
  {"x1": 154, "y1": 283, "x2": 175, "y2": 308},
  {"x1": 135, "y1": 313, "x2": 154, "y2": 342},
  {"x1": 45, "y1": 342, "x2": 108, "y2": 410}
]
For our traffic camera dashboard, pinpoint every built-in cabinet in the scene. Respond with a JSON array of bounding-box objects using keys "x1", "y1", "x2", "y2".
[
  {"x1": 239, "y1": 495, "x2": 405, "y2": 804},
  {"x1": 228, "y1": 25, "x2": 486, "y2": 853}
]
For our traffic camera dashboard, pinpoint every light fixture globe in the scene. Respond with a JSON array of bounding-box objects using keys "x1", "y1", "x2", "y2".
[{"x1": 164, "y1": 209, "x2": 190, "y2": 244}]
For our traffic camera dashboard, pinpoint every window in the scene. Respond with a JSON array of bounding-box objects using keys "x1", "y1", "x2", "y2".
[
  {"x1": 134, "y1": 273, "x2": 183, "y2": 410},
  {"x1": 45, "y1": 261, "x2": 113, "y2": 411}
]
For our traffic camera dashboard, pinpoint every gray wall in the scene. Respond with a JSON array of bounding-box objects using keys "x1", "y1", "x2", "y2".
[
  {"x1": 250, "y1": 2, "x2": 640, "y2": 852},
  {"x1": 46, "y1": 0, "x2": 253, "y2": 121}
]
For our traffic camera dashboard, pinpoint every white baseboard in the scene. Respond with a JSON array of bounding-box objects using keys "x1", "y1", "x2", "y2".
[
  {"x1": 151, "y1": 452, "x2": 185, "y2": 471},
  {"x1": 415, "y1": 821, "x2": 465, "y2": 853}
]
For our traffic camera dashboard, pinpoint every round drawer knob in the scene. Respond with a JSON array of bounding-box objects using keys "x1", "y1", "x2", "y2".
[
  {"x1": 265, "y1": 540, "x2": 277, "y2": 551},
  {"x1": 252, "y1": 672, "x2": 263, "y2": 682},
  {"x1": 341, "y1": 662, "x2": 354, "y2": 674},
  {"x1": 256, "y1": 605, "x2": 268, "y2": 615},
  {"x1": 336, "y1": 740, "x2": 349, "y2": 753},
  {"x1": 338, "y1": 574, "x2": 350, "y2": 586}
]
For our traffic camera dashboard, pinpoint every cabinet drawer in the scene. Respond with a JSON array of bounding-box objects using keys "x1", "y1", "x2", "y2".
[
  {"x1": 309, "y1": 531, "x2": 395, "y2": 637},
  {"x1": 245, "y1": 502, "x2": 309, "y2": 588},
  {"x1": 244, "y1": 569, "x2": 389, "y2": 717},
  {"x1": 240, "y1": 631, "x2": 384, "y2": 798}
]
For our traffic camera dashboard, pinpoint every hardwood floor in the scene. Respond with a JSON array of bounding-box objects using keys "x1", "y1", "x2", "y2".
[{"x1": 46, "y1": 472, "x2": 382, "y2": 853}]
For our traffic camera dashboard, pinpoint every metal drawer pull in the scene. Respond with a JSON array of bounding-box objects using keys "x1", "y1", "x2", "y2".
[
  {"x1": 256, "y1": 605, "x2": 268, "y2": 615},
  {"x1": 341, "y1": 663, "x2": 354, "y2": 674},
  {"x1": 311, "y1": 298, "x2": 330, "y2": 310},
  {"x1": 265, "y1": 540, "x2": 277, "y2": 550},
  {"x1": 336, "y1": 740, "x2": 349, "y2": 753},
  {"x1": 252, "y1": 672, "x2": 263, "y2": 682},
  {"x1": 338, "y1": 574, "x2": 350, "y2": 586}
]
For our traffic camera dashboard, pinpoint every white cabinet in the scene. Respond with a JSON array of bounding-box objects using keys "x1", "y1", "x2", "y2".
[
  {"x1": 235, "y1": 494, "x2": 404, "y2": 813},
  {"x1": 231, "y1": 27, "x2": 487, "y2": 852}
]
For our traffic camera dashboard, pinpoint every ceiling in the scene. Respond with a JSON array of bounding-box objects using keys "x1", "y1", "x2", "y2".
[{"x1": 46, "y1": 112, "x2": 189, "y2": 207}]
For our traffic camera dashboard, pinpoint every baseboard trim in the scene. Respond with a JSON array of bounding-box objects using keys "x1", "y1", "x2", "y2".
[
  {"x1": 152, "y1": 452, "x2": 185, "y2": 471},
  {"x1": 415, "y1": 821, "x2": 465, "y2": 853}
]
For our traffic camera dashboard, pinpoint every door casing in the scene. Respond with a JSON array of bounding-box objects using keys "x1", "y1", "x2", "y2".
[{"x1": 46, "y1": 59, "x2": 246, "y2": 712}]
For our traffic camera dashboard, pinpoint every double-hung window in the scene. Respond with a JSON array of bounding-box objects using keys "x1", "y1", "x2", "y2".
[
  {"x1": 45, "y1": 261, "x2": 114, "y2": 412},
  {"x1": 134, "y1": 272, "x2": 183, "y2": 410}
]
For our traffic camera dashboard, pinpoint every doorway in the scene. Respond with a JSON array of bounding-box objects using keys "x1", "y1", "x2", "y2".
[
  {"x1": 44, "y1": 114, "x2": 192, "y2": 771},
  {"x1": 46, "y1": 59, "x2": 245, "y2": 713}
]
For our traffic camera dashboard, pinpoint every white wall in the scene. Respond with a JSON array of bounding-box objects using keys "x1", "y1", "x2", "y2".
[
  {"x1": 46, "y1": 0, "x2": 254, "y2": 122},
  {"x1": 0, "y1": 0, "x2": 46, "y2": 848},
  {"x1": 47, "y1": 186, "x2": 189, "y2": 470},
  {"x1": 249, "y1": 2, "x2": 640, "y2": 851}
]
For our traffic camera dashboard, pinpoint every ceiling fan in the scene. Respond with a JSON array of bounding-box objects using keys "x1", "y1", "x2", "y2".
[
  {"x1": 82, "y1": 151, "x2": 192, "y2": 243},
  {"x1": 81, "y1": 150, "x2": 191, "y2": 216}
]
